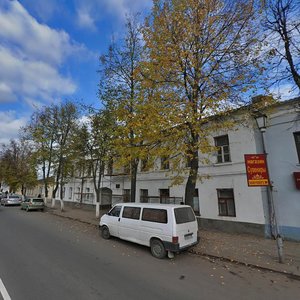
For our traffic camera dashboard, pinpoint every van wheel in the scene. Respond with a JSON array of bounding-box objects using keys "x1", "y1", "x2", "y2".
[
  {"x1": 101, "y1": 226, "x2": 110, "y2": 239},
  {"x1": 150, "y1": 239, "x2": 166, "y2": 259}
]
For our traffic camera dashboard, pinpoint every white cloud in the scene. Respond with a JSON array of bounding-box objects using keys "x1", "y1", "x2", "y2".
[
  {"x1": 77, "y1": 7, "x2": 97, "y2": 30},
  {"x1": 0, "y1": 1, "x2": 77, "y2": 65},
  {"x1": 0, "y1": 46, "x2": 76, "y2": 104},
  {"x1": 270, "y1": 83, "x2": 300, "y2": 101},
  {"x1": 18, "y1": 0, "x2": 60, "y2": 22},
  {"x1": 24, "y1": 97, "x2": 45, "y2": 110},
  {"x1": 0, "y1": 82, "x2": 16, "y2": 103},
  {"x1": 0, "y1": 111, "x2": 28, "y2": 144},
  {"x1": 75, "y1": 0, "x2": 152, "y2": 29},
  {"x1": 0, "y1": 1, "x2": 83, "y2": 106},
  {"x1": 102, "y1": 0, "x2": 152, "y2": 18}
]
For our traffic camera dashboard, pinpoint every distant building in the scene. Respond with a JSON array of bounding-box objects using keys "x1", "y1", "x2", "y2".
[{"x1": 26, "y1": 177, "x2": 55, "y2": 201}]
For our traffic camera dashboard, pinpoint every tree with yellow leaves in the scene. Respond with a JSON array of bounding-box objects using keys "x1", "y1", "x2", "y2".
[{"x1": 141, "y1": 0, "x2": 264, "y2": 206}]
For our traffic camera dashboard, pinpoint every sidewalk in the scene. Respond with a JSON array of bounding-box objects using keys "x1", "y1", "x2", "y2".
[{"x1": 46, "y1": 204, "x2": 300, "y2": 278}]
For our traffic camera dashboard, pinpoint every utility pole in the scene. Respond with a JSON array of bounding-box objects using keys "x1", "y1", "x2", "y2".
[{"x1": 255, "y1": 113, "x2": 284, "y2": 263}]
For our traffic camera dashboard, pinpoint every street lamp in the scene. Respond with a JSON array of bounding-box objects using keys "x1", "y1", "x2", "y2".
[
  {"x1": 255, "y1": 113, "x2": 267, "y2": 132},
  {"x1": 254, "y1": 113, "x2": 284, "y2": 263}
]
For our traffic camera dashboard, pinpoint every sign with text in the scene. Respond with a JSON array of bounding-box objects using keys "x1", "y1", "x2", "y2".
[{"x1": 244, "y1": 154, "x2": 270, "y2": 187}]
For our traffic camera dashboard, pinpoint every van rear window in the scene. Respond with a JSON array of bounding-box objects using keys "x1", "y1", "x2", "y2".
[
  {"x1": 142, "y1": 208, "x2": 168, "y2": 224},
  {"x1": 122, "y1": 207, "x2": 141, "y2": 220},
  {"x1": 174, "y1": 207, "x2": 195, "y2": 224}
]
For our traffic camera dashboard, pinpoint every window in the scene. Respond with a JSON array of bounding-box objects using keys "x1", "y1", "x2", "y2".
[
  {"x1": 174, "y1": 207, "x2": 196, "y2": 224},
  {"x1": 214, "y1": 135, "x2": 231, "y2": 163},
  {"x1": 140, "y1": 189, "x2": 148, "y2": 203},
  {"x1": 160, "y1": 156, "x2": 169, "y2": 170},
  {"x1": 69, "y1": 187, "x2": 73, "y2": 199},
  {"x1": 217, "y1": 189, "x2": 236, "y2": 217},
  {"x1": 142, "y1": 208, "x2": 168, "y2": 223},
  {"x1": 141, "y1": 158, "x2": 149, "y2": 172},
  {"x1": 122, "y1": 207, "x2": 141, "y2": 220},
  {"x1": 86, "y1": 187, "x2": 90, "y2": 200},
  {"x1": 108, "y1": 205, "x2": 121, "y2": 217},
  {"x1": 294, "y1": 132, "x2": 300, "y2": 163},
  {"x1": 159, "y1": 189, "x2": 170, "y2": 203},
  {"x1": 123, "y1": 189, "x2": 131, "y2": 202}
]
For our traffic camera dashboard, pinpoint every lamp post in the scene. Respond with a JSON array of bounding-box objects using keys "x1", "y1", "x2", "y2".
[{"x1": 254, "y1": 113, "x2": 284, "y2": 263}]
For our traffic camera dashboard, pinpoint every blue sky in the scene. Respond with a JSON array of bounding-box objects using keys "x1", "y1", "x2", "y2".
[
  {"x1": 1, "y1": 0, "x2": 299, "y2": 145},
  {"x1": 0, "y1": 0, "x2": 152, "y2": 143}
]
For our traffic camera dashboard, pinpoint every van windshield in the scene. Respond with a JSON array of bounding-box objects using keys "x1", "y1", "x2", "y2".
[{"x1": 174, "y1": 207, "x2": 195, "y2": 224}]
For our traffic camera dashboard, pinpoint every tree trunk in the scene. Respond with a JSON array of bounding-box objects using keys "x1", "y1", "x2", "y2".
[
  {"x1": 45, "y1": 185, "x2": 48, "y2": 198},
  {"x1": 80, "y1": 177, "x2": 84, "y2": 204},
  {"x1": 130, "y1": 159, "x2": 138, "y2": 203},
  {"x1": 184, "y1": 145, "x2": 199, "y2": 207}
]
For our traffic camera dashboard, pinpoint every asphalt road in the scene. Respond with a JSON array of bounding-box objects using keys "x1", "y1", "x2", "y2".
[{"x1": 0, "y1": 206, "x2": 299, "y2": 300}]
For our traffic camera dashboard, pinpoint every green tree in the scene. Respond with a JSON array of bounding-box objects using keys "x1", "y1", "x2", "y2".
[
  {"x1": 99, "y1": 15, "x2": 145, "y2": 202},
  {"x1": 72, "y1": 107, "x2": 115, "y2": 205},
  {"x1": 141, "y1": 0, "x2": 263, "y2": 206},
  {"x1": 23, "y1": 106, "x2": 57, "y2": 198},
  {"x1": 23, "y1": 101, "x2": 80, "y2": 204},
  {"x1": 0, "y1": 139, "x2": 37, "y2": 194}
]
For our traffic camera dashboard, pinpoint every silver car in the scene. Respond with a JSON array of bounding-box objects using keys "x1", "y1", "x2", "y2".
[
  {"x1": 1, "y1": 194, "x2": 22, "y2": 206},
  {"x1": 20, "y1": 198, "x2": 45, "y2": 211}
]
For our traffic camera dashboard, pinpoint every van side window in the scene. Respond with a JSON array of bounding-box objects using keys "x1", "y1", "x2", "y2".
[
  {"x1": 174, "y1": 207, "x2": 195, "y2": 224},
  {"x1": 142, "y1": 208, "x2": 168, "y2": 224},
  {"x1": 122, "y1": 207, "x2": 141, "y2": 220},
  {"x1": 109, "y1": 206, "x2": 121, "y2": 217}
]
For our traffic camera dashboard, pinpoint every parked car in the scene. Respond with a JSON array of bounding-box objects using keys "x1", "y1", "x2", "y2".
[
  {"x1": 100, "y1": 203, "x2": 199, "y2": 259},
  {"x1": 21, "y1": 198, "x2": 45, "y2": 212},
  {"x1": 1, "y1": 194, "x2": 22, "y2": 206}
]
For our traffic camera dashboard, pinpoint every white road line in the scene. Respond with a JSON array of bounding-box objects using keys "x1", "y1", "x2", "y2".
[{"x1": 0, "y1": 278, "x2": 11, "y2": 300}]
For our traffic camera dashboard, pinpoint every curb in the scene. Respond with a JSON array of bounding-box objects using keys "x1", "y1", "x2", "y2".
[
  {"x1": 46, "y1": 208, "x2": 99, "y2": 227},
  {"x1": 189, "y1": 248, "x2": 300, "y2": 280},
  {"x1": 47, "y1": 208, "x2": 300, "y2": 280}
]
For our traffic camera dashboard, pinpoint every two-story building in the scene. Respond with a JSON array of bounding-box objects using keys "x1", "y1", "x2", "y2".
[{"x1": 61, "y1": 97, "x2": 300, "y2": 241}]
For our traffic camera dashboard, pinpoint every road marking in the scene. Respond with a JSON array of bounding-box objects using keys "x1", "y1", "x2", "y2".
[{"x1": 0, "y1": 278, "x2": 11, "y2": 300}]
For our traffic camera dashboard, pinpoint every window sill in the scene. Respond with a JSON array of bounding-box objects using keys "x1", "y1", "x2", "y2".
[
  {"x1": 218, "y1": 215, "x2": 236, "y2": 217},
  {"x1": 213, "y1": 162, "x2": 232, "y2": 167}
]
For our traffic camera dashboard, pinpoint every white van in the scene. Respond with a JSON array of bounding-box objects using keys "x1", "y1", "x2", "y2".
[{"x1": 99, "y1": 203, "x2": 199, "y2": 258}]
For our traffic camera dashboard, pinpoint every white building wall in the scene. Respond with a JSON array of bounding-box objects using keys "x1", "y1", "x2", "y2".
[
  {"x1": 263, "y1": 103, "x2": 300, "y2": 240},
  {"x1": 131, "y1": 119, "x2": 266, "y2": 227}
]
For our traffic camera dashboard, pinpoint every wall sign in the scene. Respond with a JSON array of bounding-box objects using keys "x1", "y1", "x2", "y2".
[
  {"x1": 244, "y1": 154, "x2": 270, "y2": 187},
  {"x1": 294, "y1": 172, "x2": 300, "y2": 190}
]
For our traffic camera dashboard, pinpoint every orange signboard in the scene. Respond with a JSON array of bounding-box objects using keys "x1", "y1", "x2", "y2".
[{"x1": 244, "y1": 154, "x2": 270, "y2": 187}]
